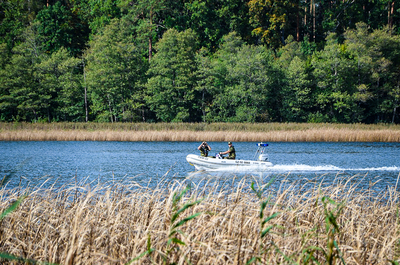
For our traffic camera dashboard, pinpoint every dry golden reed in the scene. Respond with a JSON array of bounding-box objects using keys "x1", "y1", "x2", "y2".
[
  {"x1": 0, "y1": 176, "x2": 399, "y2": 264},
  {"x1": 1, "y1": 122, "x2": 400, "y2": 142}
]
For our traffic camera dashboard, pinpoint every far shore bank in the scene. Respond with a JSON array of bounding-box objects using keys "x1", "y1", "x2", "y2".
[{"x1": 1, "y1": 122, "x2": 400, "y2": 142}]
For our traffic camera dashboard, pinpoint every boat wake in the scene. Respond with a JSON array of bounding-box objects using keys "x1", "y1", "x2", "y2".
[
  {"x1": 272, "y1": 165, "x2": 400, "y2": 172},
  {"x1": 205, "y1": 164, "x2": 400, "y2": 173}
]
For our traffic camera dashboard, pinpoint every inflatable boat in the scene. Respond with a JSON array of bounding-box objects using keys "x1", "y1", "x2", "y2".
[{"x1": 186, "y1": 142, "x2": 273, "y2": 171}]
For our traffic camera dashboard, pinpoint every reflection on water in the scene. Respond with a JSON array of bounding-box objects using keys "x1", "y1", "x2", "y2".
[{"x1": 0, "y1": 141, "x2": 399, "y2": 194}]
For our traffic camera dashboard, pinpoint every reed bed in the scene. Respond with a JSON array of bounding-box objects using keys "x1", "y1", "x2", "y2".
[
  {"x1": 0, "y1": 175, "x2": 399, "y2": 264},
  {"x1": 1, "y1": 122, "x2": 400, "y2": 142},
  {"x1": 4, "y1": 122, "x2": 400, "y2": 132}
]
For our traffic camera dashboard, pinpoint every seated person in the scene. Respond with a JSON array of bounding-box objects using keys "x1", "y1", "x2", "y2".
[
  {"x1": 198, "y1": 141, "x2": 211, "y2": 157},
  {"x1": 220, "y1": 141, "x2": 236, "y2": 159}
]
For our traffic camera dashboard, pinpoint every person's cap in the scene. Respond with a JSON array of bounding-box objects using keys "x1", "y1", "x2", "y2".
[{"x1": 228, "y1": 142, "x2": 232, "y2": 145}]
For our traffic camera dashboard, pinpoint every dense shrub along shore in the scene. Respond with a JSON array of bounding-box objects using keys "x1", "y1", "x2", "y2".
[
  {"x1": 1, "y1": 122, "x2": 400, "y2": 142},
  {"x1": 0, "y1": 176, "x2": 399, "y2": 264}
]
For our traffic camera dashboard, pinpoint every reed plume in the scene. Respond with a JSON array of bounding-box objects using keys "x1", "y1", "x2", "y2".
[
  {"x1": 1, "y1": 122, "x2": 400, "y2": 142},
  {"x1": 0, "y1": 175, "x2": 399, "y2": 264}
]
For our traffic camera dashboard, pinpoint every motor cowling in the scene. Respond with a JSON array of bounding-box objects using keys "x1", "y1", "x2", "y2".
[{"x1": 258, "y1": 154, "x2": 269, "y2": 161}]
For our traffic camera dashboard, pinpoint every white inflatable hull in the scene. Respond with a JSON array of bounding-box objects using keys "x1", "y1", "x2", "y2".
[{"x1": 186, "y1": 154, "x2": 273, "y2": 171}]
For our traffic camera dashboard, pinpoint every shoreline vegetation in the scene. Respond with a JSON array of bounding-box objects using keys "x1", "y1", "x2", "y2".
[
  {"x1": 0, "y1": 176, "x2": 399, "y2": 264},
  {"x1": 1, "y1": 122, "x2": 400, "y2": 142}
]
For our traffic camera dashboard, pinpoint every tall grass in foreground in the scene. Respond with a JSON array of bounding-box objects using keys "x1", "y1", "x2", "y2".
[
  {"x1": 0, "y1": 168, "x2": 56, "y2": 264},
  {"x1": 0, "y1": 175, "x2": 399, "y2": 264},
  {"x1": 1, "y1": 122, "x2": 400, "y2": 142}
]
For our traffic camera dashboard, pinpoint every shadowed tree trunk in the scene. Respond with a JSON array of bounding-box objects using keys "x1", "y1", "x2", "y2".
[{"x1": 388, "y1": 1, "x2": 395, "y2": 29}]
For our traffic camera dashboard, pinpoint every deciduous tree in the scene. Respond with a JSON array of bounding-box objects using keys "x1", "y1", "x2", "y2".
[
  {"x1": 85, "y1": 19, "x2": 147, "y2": 122},
  {"x1": 146, "y1": 29, "x2": 199, "y2": 122}
]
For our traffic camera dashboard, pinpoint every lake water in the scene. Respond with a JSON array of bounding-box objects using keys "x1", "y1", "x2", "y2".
[{"x1": 1, "y1": 141, "x2": 399, "y2": 193}]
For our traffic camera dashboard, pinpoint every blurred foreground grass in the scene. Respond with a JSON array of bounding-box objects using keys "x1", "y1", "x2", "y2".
[{"x1": 0, "y1": 175, "x2": 399, "y2": 264}]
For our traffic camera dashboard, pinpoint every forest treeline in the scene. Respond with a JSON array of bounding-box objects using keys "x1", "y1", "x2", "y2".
[{"x1": 0, "y1": 0, "x2": 399, "y2": 124}]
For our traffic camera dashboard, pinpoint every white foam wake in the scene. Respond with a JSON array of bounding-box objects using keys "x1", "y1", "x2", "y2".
[
  {"x1": 207, "y1": 164, "x2": 400, "y2": 173},
  {"x1": 272, "y1": 165, "x2": 400, "y2": 172},
  {"x1": 351, "y1": 166, "x2": 400, "y2": 171},
  {"x1": 271, "y1": 164, "x2": 342, "y2": 171}
]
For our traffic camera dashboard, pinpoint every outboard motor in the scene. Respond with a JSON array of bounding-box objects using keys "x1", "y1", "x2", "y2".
[
  {"x1": 258, "y1": 154, "x2": 269, "y2": 161},
  {"x1": 254, "y1": 142, "x2": 270, "y2": 161}
]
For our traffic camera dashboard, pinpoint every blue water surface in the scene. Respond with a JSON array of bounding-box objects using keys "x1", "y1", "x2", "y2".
[{"x1": 0, "y1": 141, "x2": 399, "y2": 192}]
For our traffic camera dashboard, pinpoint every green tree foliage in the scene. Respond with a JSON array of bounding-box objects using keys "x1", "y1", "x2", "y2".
[
  {"x1": 194, "y1": 48, "x2": 216, "y2": 122},
  {"x1": 321, "y1": 0, "x2": 399, "y2": 38},
  {"x1": 281, "y1": 56, "x2": 312, "y2": 122},
  {"x1": 0, "y1": 0, "x2": 400, "y2": 123},
  {"x1": 0, "y1": 22, "x2": 84, "y2": 122},
  {"x1": 73, "y1": 0, "x2": 121, "y2": 34},
  {"x1": 35, "y1": 1, "x2": 89, "y2": 56},
  {"x1": 146, "y1": 28, "x2": 199, "y2": 122},
  {"x1": 184, "y1": 0, "x2": 253, "y2": 50},
  {"x1": 277, "y1": 36, "x2": 313, "y2": 122},
  {"x1": 344, "y1": 22, "x2": 400, "y2": 123},
  {"x1": 248, "y1": 0, "x2": 288, "y2": 49},
  {"x1": 311, "y1": 33, "x2": 357, "y2": 123},
  {"x1": 85, "y1": 18, "x2": 147, "y2": 122},
  {"x1": 0, "y1": 22, "x2": 48, "y2": 122},
  {"x1": 201, "y1": 32, "x2": 282, "y2": 122},
  {"x1": 121, "y1": 0, "x2": 168, "y2": 62},
  {"x1": 0, "y1": 0, "x2": 46, "y2": 51},
  {"x1": 276, "y1": 35, "x2": 305, "y2": 69},
  {"x1": 37, "y1": 48, "x2": 83, "y2": 121}
]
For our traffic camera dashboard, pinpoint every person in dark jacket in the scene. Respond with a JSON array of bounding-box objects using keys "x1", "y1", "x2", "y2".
[
  {"x1": 198, "y1": 141, "x2": 211, "y2": 157},
  {"x1": 220, "y1": 141, "x2": 236, "y2": 159}
]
